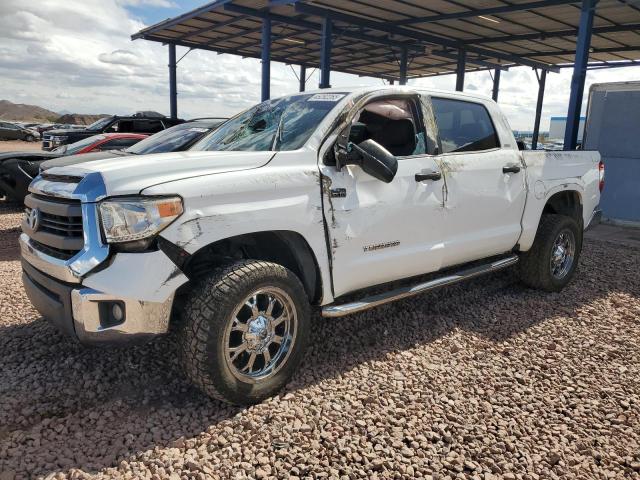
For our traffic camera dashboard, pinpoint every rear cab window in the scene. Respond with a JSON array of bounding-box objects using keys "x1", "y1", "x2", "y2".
[{"x1": 431, "y1": 98, "x2": 500, "y2": 153}]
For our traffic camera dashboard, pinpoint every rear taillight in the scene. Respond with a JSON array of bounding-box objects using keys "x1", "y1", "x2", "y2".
[{"x1": 598, "y1": 160, "x2": 605, "y2": 192}]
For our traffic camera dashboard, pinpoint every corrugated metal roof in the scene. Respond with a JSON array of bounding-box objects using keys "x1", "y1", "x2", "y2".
[{"x1": 132, "y1": 0, "x2": 640, "y2": 81}]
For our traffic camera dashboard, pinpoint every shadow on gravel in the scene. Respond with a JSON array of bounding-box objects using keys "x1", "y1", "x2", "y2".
[
  {"x1": 0, "y1": 227, "x2": 20, "y2": 262},
  {"x1": 0, "y1": 238, "x2": 637, "y2": 477}
]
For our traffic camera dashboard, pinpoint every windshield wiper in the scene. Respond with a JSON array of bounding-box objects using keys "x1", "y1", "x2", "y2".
[{"x1": 271, "y1": 112, "x2": 286, "y2": 151}]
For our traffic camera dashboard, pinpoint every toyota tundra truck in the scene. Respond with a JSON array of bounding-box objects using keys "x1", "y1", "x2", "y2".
[{"x1": 19, "y1": 87, "x2": 603, "y2": 405}]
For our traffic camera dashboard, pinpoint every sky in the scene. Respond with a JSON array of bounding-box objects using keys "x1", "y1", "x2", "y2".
[{"x1": 1, "y1": 0, "x2": 638, "y2": 131}]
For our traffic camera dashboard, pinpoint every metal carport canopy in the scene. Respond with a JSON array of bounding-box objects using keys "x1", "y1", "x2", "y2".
[{"x1": 132, "y1": 0, "x2": 640, "y2": 148}]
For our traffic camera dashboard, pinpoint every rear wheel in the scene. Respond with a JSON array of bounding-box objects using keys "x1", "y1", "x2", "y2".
[
  {"x1": 180, "y1": 260, "x2": 311, "y2": 404},
  {"x1": 518, "y1": 214, "x2": 582, "y2": 292}
]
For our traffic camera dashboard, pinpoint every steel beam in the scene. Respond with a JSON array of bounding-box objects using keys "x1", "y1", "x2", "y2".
[
  {"x1": 532, "y1": 69, "x2": 547, "y2": 149},
  {"x1": 138, "y1": 34, "x2": 397, "y2": 81},
  {"x1": 564, "y1": 0, "x2": 597, "y2": 150},
  {"x1": 294, "y1": 2, "x2": 559, "y2": 72},
  {"x1": 395, "y1": 0, "x2": 579, "y2": 25},
  {"x1": 526, "y1": 45, "x2": 640, "y2": 57},
  {"x1": 174, "y1": 14, "x2": 249, "y2": 41},
  {"x1": 224, "y1": 3, "x2": 421, "y2": 52},
  {"x1": 456, "y1": 49, "x2": 466, "y2": 91},
  {"x1": 461, "y1": 22, "x2": 639, "y2": 45},
  {"x1": 319, "y1": 17, "x2": 332, "y2": 88},
  {"x1": 261, "y1": 17, "x2": 271, "y2": 101},
  {"x1": 399, "y1": 47, "x2": 408, "y2": 85},
  {"x1": 492, "y1": 68, "x2": 501, "y2": 102},
  {"x1": 432, "y1": 50, "x2": 510, "y2": 70},
  {"x1": 299, "y1": 65, "x2": 306, "y2": 92},
  {"x1": 168, "y1": 43, "x2": 177, "y2": 119}
]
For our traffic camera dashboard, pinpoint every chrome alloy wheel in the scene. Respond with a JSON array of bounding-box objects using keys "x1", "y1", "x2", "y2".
[
  {"x1": 550, "y1": 229, "x2": 576, "y2": 280},
  {"x1": 224, "y1": 287, "x2": 297, "y2": 383}
]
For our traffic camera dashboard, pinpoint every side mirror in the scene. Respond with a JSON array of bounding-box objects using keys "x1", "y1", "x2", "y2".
[
  {"x1": 349, "y1": 139, "x2": 398, "y2": 183},
  {"x1": 516, "y1": 140, "x2": 527, "y2": 151}
]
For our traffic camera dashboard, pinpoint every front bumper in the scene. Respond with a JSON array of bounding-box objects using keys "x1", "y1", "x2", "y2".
[{"x1": 21, "y1": 240, "x2": 188, "y2": 345}]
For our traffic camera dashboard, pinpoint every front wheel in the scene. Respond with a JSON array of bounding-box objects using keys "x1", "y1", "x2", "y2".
[
  {"x1": 518, "y1": 214, "x2": 583, "y2": 292},
  {"x1": 180, "y1": 260, "x2": 311, "y2": 404},
  {"x1": 25, "y1": 134, "x2": 35, "y2": 142}
]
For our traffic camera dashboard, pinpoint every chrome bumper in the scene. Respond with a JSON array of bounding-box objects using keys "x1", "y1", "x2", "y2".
[{"x1": 71, "y1": 289, "x2": 175, "y2": 344}]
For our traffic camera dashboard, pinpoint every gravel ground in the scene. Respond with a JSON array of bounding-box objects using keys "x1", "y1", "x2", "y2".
[
  {"x1": 0, "y1": 140, "x2": 41, "y2": 153},
  {"x1": 0, "y1": 203, "x2": 639, "y2": 480}
]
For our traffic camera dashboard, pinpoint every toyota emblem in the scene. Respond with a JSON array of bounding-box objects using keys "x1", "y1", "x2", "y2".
[{"x1": 27, "y1": 208, "x2": 41, "y2": 232}]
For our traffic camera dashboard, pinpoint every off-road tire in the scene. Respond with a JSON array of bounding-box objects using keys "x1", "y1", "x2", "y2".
[
  {"x1": 518, "y1": 214, "x2": 582, "y2": 292},
  {"x1": 179, "y1": 260, "x2": 311, "y2": 404}
]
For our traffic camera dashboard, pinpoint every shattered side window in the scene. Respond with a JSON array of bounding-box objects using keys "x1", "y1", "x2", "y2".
[{"x1": 191, "y1": 93, "x2": 346, "y2": 152}]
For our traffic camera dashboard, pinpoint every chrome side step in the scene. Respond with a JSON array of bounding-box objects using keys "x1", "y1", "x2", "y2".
[{"x1": 321, "y1": 254, "x2": 519, "y2": 318}]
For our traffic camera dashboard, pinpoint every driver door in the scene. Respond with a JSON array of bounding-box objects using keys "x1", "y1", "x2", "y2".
[{"x1": 319, "y1": 92, "x2": 446, "y2": 298}]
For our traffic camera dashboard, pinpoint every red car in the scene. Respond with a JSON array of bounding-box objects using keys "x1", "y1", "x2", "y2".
[
  {"x1": 52, "y1": 133, "x2": 148, "y2": 155},
  {"x1": 0, "y1": 133, "x2": 147, "y2": 203}
]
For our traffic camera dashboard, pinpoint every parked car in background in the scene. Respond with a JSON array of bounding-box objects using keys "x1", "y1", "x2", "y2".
[
  {"x1": 41, "y1": 112, "x2": 183, "y2": 151},
  {"x1": 19, "y1": 87, "x2": 603, "y2": 405},
  {"x1": 40, "y1": 118, "x2": 227, "y2": 172},
  {"x1": 0, "y1": 121, "x2": 40, "y2": 142},
  {"x1": 0, "y1": 133, "x2": 146, "y2": 203}
]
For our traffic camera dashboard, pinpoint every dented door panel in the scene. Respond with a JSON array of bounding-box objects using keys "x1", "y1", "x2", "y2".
[{"x1": 320, "y1": 156, "x2": 445, "y2": 298}]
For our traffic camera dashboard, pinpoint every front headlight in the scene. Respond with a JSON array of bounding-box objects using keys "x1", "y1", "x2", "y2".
[
  {"x1": 51, "y1": 135, "x2": 68, "y2": 142},
  {"x1": 99, "y1": 196, "x2": 183, "y2": 244}
]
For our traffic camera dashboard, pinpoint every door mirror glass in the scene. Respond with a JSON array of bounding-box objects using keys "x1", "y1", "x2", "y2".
[{"x1": 349, "y1": 139, "x2": 398, "y2": 183}]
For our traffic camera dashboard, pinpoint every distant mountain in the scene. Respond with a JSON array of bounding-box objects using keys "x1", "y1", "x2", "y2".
[
  {"x1": 56, "y1": 113, "x2": 108, "y2": 125},
  {"x1": 0, "y1": 99, "x2": 58, "y2": 123},
  {"x1": 0, "y1": 100, "x2": 109, "y2": 125}
]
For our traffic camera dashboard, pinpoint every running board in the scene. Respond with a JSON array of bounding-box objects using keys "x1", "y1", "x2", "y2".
[{"x1": 322, "y1": 254, "x2": 519, "y2": 318}]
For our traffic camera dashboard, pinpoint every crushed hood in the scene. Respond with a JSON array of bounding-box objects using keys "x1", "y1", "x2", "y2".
[{"x1": 44, "y1": 150, "x2": 276, "y2": 196}]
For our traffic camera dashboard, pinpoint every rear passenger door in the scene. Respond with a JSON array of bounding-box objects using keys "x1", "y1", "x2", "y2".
[{"x1": 429, "y1": 96, "x2": 526, "y2": 268}]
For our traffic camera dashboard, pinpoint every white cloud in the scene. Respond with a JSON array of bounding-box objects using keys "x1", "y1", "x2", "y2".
[
  {"x1": 116, "y1": 0, "x2": 177, "y2": 7},
  {"x1": 0, "y1": 0, "x2": 638, "y2": 129}
]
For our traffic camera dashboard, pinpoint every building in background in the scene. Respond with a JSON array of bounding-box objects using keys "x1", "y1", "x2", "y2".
[
  {"x1": 583, "y1": 81, "x2": 640, "y2": 225},
  {"x1": 549, "y1": 116, "x2": 585, "y2": 142}
]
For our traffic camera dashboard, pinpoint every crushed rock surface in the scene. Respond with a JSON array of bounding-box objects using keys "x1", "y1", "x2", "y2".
[{"x1": 0, "y1": 202, "x2": 638, "y2": 479}]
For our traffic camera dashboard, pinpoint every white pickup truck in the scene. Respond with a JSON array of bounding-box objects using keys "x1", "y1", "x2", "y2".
[{"x1": 20, "y1": 86, "x2": 603, "y2": 404}]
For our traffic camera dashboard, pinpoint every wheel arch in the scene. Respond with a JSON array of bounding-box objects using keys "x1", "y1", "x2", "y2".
[
  {"x1": 182, "y1": 230, "x2": 323, "y2": 304},
  {"x1": 541, "y1": 189, "x2": 583, "y2": 226}
]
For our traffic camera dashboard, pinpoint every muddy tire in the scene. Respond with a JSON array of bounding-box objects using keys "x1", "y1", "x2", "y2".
[
  {"x1": 518, "y1": 214, "x2": 582, "y2": 292},
  {"x1": 179, "y1": 260, "x2": 311, "y2": 405}
]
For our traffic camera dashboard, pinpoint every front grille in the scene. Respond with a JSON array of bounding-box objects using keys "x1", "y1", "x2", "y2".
[
  {"x1": 25, "y1": 206, "x2": 82, "y2": 238},
  {"x1": 30, "y1": 238, "x2": 79, "y2": 261},
  {"x1": 22, "y1": 193, "x2": 84, "y2": 260}
]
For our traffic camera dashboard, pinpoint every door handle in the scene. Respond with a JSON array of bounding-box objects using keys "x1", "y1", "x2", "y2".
[
  {"x1": 415, "y1": 171, "x2": 442, "y2": 182},
  {"x1": 503, "y1": 164, "x2": 521, "y2": 174}
]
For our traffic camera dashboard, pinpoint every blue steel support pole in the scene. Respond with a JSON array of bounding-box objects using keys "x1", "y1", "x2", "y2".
[
  {"x1": 564, "y1": 0, "x2": 597, "y2": 149},
  {"x1": 492, "y1": 68, "x2": 501, "y2": 102},
  {"x1": 319, "y1": 17, "x2": 332, "y2": 89},
  {"x1": 168, "y1": 44, "x2": 177, "y2": 119},
  {"x1": 299, "y1": 65, "x2": 306, "y2": 92},
  {"x1": 456, "y1": 48, "x2": 466, "y2": 91},
  {"x1": 399, "y1": 47, "x2": 408, "y2": 85},
  {"x1": 532, "y1": 69, "x2": 547, "y2": 150},
  {"x1": 261, "y1": 16, "x2": 271, "y2": 102}
]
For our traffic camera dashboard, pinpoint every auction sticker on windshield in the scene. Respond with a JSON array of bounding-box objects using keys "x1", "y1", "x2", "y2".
[{"x1": 308, "y1": 93, "x2": 346, "y2": 102}]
